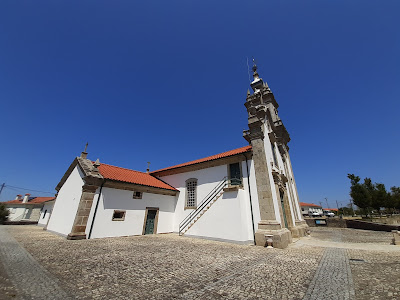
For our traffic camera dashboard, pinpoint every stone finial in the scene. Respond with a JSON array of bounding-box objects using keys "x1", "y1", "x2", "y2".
[
  {"x1": 81, "y1": 142, "x2": 88, "y2": 159},
  {"x1": 146, "y1": 162, "x2": 150, "y2": 173},
  {"x1": 252, "y1": 58, "x2": 260, "y2": 81},
  {"x1": 93, "y1": 158, "x2": 100, "y2": 169},
  {"x1": 247, "y1": 89, "x2": 251, "y2": 97}
]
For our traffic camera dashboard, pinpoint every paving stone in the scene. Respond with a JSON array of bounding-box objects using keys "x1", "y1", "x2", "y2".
[
  {"x1": 1, "y1": 225, "x2": 399, "y2": 299},
  {"x1": 303, "y1": 248, "x2": 354, "y2": 300},
  {"x1": 348, "y1": 248, "x2": 400, "y2": 300},
  {"x1": 310, "y1": 228, "x2": 392, "y2": 244},
  {"x1": 0, "y1": 226, "x2": 71, "y2": 300}
]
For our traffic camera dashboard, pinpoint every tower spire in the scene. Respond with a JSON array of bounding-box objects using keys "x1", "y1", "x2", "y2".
[
  {"x1": 252, "y1": 58, "x2": 260, "y2": 81},
  {"x1": 250, "y1": 58, "x2": 265, "y2": 92}
]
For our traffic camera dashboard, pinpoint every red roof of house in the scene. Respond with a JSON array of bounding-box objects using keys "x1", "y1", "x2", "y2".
[
  {"x1": 151, "y1": 145, "x2": 252, "y2": 174},
  {"x1": 98, "y1": 163, "x2": 178, "y2": 191},
  {"x1": 323, "y1": 208, "x2": 339, "y2": 211},
  {"x1": 300, "y1": 202, "x2": 322, "y2": 208},
  {"x1": 4, "y1": 197, "x2": 55, "y2": 205}
]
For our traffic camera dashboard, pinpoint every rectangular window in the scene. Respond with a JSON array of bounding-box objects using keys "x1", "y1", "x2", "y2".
[
  {"x1": 133, "y1": 191, "x2": 143, "y2": 199},
  {"x1": 112, "y1": 210, "x2": 126, "y2": 221},
  {"x1": 228, "y1": 162, "x2": 242, "y2": 186},
  {"x1": 185, "y1": 179, "x2": 197, "y2": 208}
]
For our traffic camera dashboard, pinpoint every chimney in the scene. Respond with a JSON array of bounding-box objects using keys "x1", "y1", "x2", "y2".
[
  {"x1": 15, "y1": 194, "x2": 22, "y2": 201},
  {"x1": 146, "y1": 162, "x2": 150, "y2": 174},
  {"x1": 22, "y1": 193, "x2": 30, "y2": 203}
]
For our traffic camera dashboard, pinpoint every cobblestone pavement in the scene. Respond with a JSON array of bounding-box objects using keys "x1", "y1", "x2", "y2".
[
  {"x1": 310, "y1": 228, "x2": 393, "y2": 244},
  {"x1": 4, "y1": 225, "x2": 323, "y2": 299},
  {"x1": 0, "y1": 226, "x2": 71, "y2": 300},
  {"x1": 348, "y1": 249, "x2": 400, "y2": 300},
  {"x1": 1, "y1": 225, "x2": 399, "y2": 299},
  {"x1": 0, "y1": 258, "x2": 18, "y2": 300},
  {"x1": 303, "y1": 248, "x2": 354, "y2": 300}
]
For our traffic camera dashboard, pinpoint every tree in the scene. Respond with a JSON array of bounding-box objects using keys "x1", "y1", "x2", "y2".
[
  {"x1": 390, "y1": 186, "x2": 400, "y2": 212},
  {"x1": 0, "y1": 203, "x2": 9, "y2": 224},
  {"x1": 338, "y1": 206, "x2": 353, "y2": 216},
  {"x1": 373, "y1": 183, "x2": 389, "y2": 212},
  {"x1": 347, "y1": 174, "x2": 371, "y2": 216}
]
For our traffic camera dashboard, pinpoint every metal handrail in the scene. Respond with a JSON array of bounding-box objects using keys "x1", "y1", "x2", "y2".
[{"x1": 179, "y1": 176, "x2": 229, "y2": 235}]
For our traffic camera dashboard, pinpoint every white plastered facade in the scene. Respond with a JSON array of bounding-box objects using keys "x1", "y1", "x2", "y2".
[
  {"x1": 46, "y1": 166, "x2": 85, "y2": 236},
  {"x1": 86, "y1": 187, "x2": 176, "y2": 239},
  {"x1": 46, "y1": 146, "x2": 305, "y2": 245},
  {"x1": 158, "y1": 159, "x2": 260, "y2": 244},
  {"x1": 37, "y1": 201, "x2": 54, "y2": 226}
]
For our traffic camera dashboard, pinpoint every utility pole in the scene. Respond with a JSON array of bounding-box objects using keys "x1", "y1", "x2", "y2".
[
  {"x1": 324, "y1": 197, "x2": 329, "y2": 209},
  {"x1": 0, "y1": 183, "x2": 5, "y2": 200},
  {"x1": 349, "y1": 199, "x2": 354, "y2": 216},
  {"x1": 336, "y1": 200, "x2": 340, "y2": 216}
]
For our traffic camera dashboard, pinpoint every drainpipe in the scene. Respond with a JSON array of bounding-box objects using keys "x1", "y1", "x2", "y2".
[
  {"x1": 243, "y1": 154, "x2": 256, "y2": 245},
  {"x1": 88, "y1": 180, "x2": 105, "y2": 239}
]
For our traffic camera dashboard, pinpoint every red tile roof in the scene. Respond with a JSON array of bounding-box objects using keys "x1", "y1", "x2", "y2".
[
  {"x1": 98, "y1": 163, "x2": 178, "y2": 191},
  {"x1": 4, "y1": 197, "x2": 55, "y2": 205},
  {"x1": 151, "y1": 145, "x2": 252, "y2": 174},
  {"x1": 323, "y1": 208, "x2": 339, "y2": 211},
  {"x1": 300, "y1": 202, "x2": 322, "y2": 208}
]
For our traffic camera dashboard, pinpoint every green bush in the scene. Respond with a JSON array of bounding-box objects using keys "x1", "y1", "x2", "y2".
[{"x1": 0, "y1": 203, "x2": 9, "y2": 223}]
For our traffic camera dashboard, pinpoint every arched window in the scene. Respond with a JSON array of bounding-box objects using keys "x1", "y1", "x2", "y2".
[{"x1": 185, "y1": 178, "x2": 197, "y2": 208}]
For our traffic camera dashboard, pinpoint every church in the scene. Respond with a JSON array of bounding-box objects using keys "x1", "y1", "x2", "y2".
[{"x1": 46, "y1": 63, "x2": 308, "y2": 248}]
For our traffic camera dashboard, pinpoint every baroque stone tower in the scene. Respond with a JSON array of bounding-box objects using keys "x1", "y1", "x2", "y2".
[{"x1": 243, "y1": 61, "x2": 308, "y2": 248}]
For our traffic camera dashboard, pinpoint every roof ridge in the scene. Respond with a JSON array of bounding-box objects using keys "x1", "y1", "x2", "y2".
[
  {"x1": 151, "y1": 145, "x2": 252, "y2": 174},
  {"x1": 99, "y1": 162, "x2": 147, "y2": 175}
]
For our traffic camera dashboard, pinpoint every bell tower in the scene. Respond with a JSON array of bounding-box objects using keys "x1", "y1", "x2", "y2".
[{"x1": 243, "y1": 60, "x2": 308, "y2": 248}]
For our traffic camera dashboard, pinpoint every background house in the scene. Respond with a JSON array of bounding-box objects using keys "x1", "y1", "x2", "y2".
[
  {"x1": 300, "y1": 202, "x2": 323, "y2": 217},
  {"x1": 4, "y1": 194, "x2": 55, "y2": 223}
]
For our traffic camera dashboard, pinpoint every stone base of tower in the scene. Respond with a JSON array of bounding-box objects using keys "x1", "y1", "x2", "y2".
[
  {"x1": 67, "y1": 233, "x2": 87, "y2": 240},
  {"x1": 289, "y1": 220, "x2": 309, "y2": 238},
  {"x1": 255, "y1": 226, "x2": 292, "y2": 249}
]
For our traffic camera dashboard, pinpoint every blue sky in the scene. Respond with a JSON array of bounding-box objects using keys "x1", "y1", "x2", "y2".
[{"x1": 0, "y1": 1, "x2": 399, "y2": 209}]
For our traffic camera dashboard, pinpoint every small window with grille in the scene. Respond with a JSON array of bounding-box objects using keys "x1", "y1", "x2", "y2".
[
  {"x1": 185, "y1": 178, "x2": 197, "y2": 208},
  {"x1": 133, "y1": 191, "x2": 143, "y2": 199},
  {"x1": 112, "y1": 210, "x2": 126, "y2": 221}
]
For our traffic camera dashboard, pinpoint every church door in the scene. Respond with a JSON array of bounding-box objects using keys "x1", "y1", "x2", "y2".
[{"x1": 144, "y1": 210, "x2": 157, "y2": 235}]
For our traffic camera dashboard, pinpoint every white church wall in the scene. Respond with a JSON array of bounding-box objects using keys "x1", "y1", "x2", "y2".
[
  {"x1": 87, "y1": 187, "x2": 176, "y2": 239},
  {"x1": 159, "y1": 161, "x2": 257, "y2": 243},
  {"x1": 285, "y1": 155, "x2": 304, "y2": 221},
  {"x1": 38, "y1": 202, "x2": 54, "y2": 226},
  {"x1": 46, "y1": 166, "x2": 85, "y2": 236}
]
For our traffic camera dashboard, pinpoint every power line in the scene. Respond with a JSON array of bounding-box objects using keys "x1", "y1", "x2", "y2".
[{"x1": 4, "y1": 184, "x2": 54, "y2": 195}]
